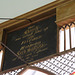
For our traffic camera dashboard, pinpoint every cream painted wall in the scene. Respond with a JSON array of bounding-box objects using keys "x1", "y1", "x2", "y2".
[{"x1": 0, "y1": 0, "x2": 55, "y2": 23}]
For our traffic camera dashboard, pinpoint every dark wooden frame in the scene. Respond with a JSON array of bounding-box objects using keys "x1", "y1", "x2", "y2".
[{"x1": 2, "y1": 12, "x2": 57, "y2": 71}]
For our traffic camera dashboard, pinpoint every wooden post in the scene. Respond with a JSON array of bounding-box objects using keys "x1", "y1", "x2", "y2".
[
  {"x1": 57, "y1": 26, "x2": 60, "y2": 53},
  {"x1": 0, "y1": 29, "x2": 4, "y2": 71},
  {"x1": 0, "y1": 29, "x2": 3, "y2": 43}
]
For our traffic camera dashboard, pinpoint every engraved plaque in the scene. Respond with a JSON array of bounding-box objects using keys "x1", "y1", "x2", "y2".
[{"x1": 3, "y1": 15, "x2": 57, "y2": 70}]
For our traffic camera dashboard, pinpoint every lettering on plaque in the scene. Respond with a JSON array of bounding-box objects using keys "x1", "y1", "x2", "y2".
[{"x1": 3, "y1": 15, "x2": 57, "y2": 70}]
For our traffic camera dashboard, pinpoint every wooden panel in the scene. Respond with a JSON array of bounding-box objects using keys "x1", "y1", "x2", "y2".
[{"x1": 56, "y1": 0, "x2": 75, "y2": 26}]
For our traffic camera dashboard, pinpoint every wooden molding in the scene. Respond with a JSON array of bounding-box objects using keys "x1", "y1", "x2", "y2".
[{"x1": 56, "y1": 15, "x2": 75, "y2": 26}]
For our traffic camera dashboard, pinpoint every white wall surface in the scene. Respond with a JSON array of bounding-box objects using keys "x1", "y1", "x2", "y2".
[{"x1": 0, "y1": 0, "x2": 55, "y2": 23}]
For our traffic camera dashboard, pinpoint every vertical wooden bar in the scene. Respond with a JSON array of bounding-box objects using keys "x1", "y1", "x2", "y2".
[
  {"x1": 69, "y1": 25, "x2": 72, "y2": 49},
  {"x1": 64, "y1": 27, "x2": 66, "y2": 51},
  {"x1": 0, "y1": 46, "x2": 4, "y2": 72},
  {"x1": 74, "y1": 23, "x2": 75, "y2": 48},
  {"x1": 0, "y1": 29, "x2": 4, "y2": 71},
  {"x1": 57, "y1": 26, "x2": 60, "y2": 53},
  {"x1": 0, "y1": 29, "x2": 3, "y2": 43}
]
